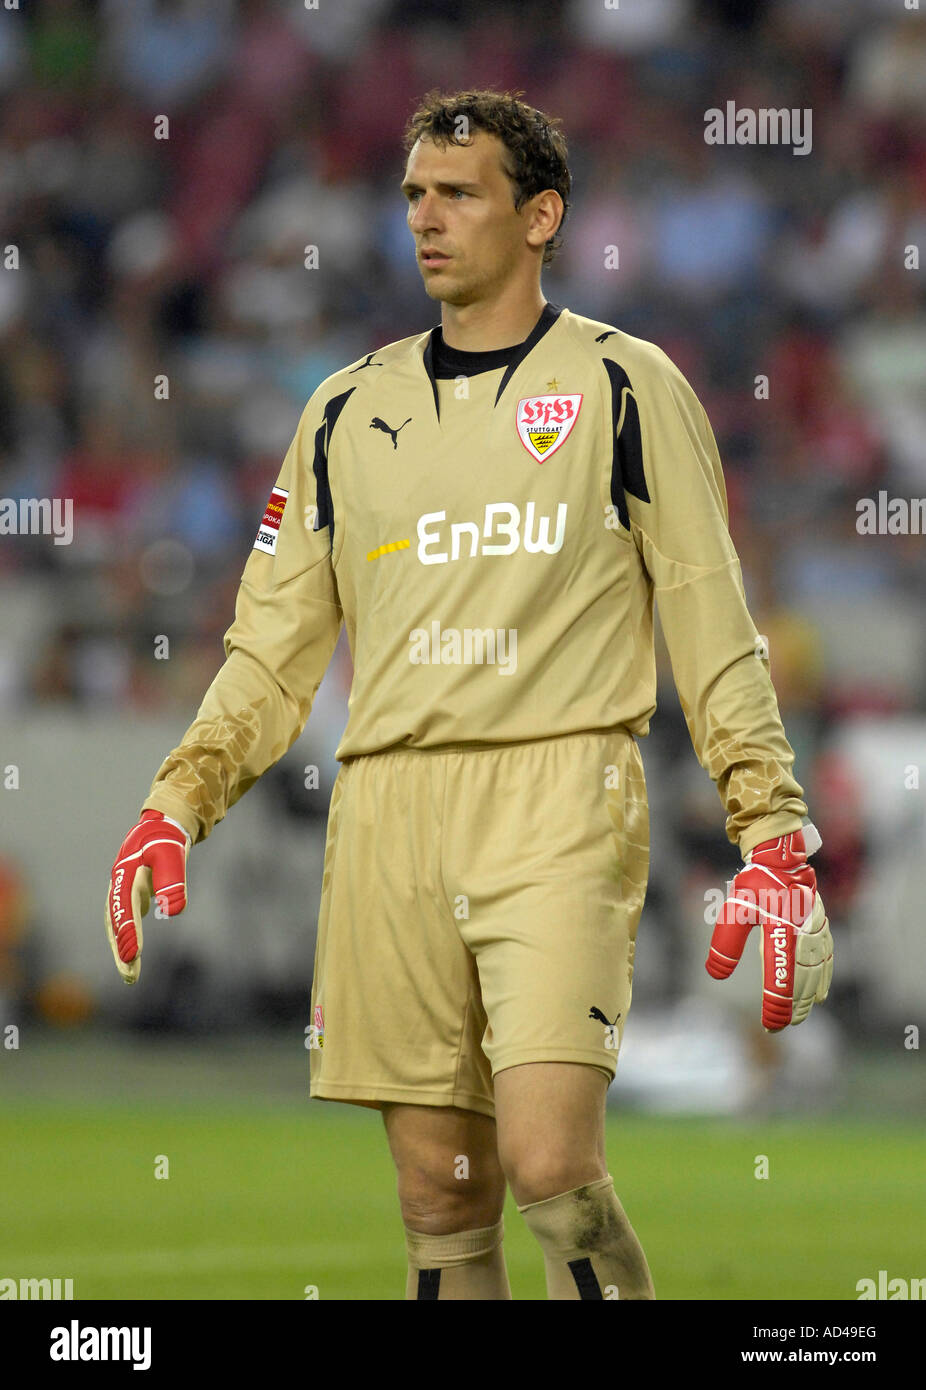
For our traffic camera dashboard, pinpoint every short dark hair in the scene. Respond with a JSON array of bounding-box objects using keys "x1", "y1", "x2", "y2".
[{"x1": 402, "y1": 88, "x2": 571, "y2": 268}]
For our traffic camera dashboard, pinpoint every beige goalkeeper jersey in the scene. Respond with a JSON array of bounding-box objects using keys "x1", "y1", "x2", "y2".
[{"x1": 142, "y1": 302, "x2": 808, "y2": 855}]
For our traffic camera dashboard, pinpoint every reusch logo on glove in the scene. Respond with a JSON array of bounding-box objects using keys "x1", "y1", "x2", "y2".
[
  {"x1": 253, "y1": 486, "x2": 289, "y2": 556},
  {"x1": 110, "y1": 869, "x2": 126, "y2": 933},
  {"x1": 770, "y1": 922, "x2": 789, "y2": 990}
]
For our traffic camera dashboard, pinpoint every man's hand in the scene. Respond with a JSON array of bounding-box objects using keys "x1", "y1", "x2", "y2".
[
  {"x1": 105, "y1": 810, "x2": 190, "y2": 985},
  {"x1": 705, "y1": 828, "x2": 833, "y2": 1031}
]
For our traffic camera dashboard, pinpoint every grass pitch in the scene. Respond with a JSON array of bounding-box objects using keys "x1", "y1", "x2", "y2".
[{"x1": 1, "y1": 1034, "x2": 922, "y2": 1300}]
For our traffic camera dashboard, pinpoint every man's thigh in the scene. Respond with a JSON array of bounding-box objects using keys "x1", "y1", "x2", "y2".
[
  {"x1": 309, "y1": 752, "x2": 495, "y2": 1115},
  {"x1": 382, "y1": 1063, "x2": 610, "y2": 1220},
  {"x1": 447, "y1": 728, "x2": 650, "y2": 1081},
  {"x1": 310, "y1": 729, "x2": 648, "y2": 1113},
  {"x1": 493, "y1": 1061, "x2": 609, "y2": 1207}
]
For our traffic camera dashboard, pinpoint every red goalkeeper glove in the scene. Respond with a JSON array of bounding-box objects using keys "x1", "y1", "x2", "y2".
[
  {"x1": 705, "y1": 827, "x2": 833, "y2": 1031},
  {"x1": 105, "y1": 809, "x2": 190, "y2": 985}
]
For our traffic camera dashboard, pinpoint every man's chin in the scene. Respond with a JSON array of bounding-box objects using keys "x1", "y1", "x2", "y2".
[{"x1": 421, "y1": 276, "x2": 474, "y2": 307}]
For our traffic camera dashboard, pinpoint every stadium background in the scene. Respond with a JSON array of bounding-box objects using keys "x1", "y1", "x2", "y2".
[{"x1": 1, "y1": 0, "x2": 924, "y2": 1300}]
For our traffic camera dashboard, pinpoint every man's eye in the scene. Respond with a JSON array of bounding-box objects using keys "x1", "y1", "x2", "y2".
[{"x1": 405, "y1": 189, "x2": 465, "y2": 202}]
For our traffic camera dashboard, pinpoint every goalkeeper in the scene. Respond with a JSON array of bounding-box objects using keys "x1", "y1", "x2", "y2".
[{"x1": 105, "y1": 88, "x2": 832, "y2": 1301}]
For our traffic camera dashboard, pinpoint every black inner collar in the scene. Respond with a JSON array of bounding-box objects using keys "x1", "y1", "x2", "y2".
[
  {"x1": 432, "y1": 333, "x2": 516, "y2": 377},
  {"x1": 431, "y1": 302, "x2": 561, "y2": 379}
]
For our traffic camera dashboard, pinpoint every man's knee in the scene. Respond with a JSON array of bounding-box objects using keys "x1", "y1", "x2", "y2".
[
  {"x1": 499, "y1": 1148, "x2": 608, "y2": 1209},
  {"x1": 493, "y1": 1062, "x2": 609, "y2": 1208},
  {"x1": 384, "y1": 1104, "x2": 506, "y2": 1235},
  {"x1": 397, "y1": 1180, "x2": 503, "y2": 1235}
]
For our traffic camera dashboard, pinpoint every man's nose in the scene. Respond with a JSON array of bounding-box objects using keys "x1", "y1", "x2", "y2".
[{"x1": 409, "y1": 193, "x2": 440, "y2": 231}]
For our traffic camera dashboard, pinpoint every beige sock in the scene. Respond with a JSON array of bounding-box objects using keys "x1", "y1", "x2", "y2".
[
  {"x1": 518, "y1": 1175, "x2": 655, "y2": 1300},
  {"x1": 404, "y1": 1219, "x2": 511, "y2": 1300}
]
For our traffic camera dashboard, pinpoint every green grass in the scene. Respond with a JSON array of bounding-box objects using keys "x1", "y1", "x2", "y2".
[{"x1": 2, "y1": 1097, "x2": 923, "y2": 1300}]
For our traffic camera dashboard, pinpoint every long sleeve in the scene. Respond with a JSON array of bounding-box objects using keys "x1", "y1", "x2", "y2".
[
  {"x1": 626, "y1": 348, "x2": 807, "y2": 856},
  {"x1": 141, "y1": 394, "x2": 344, "y2": 844}
]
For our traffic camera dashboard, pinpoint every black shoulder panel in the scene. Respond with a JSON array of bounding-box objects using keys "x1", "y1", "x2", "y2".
[
  {"x1": 312, "y1": 388, "x2": 355, "y2": 549},
  {"x1": 602, "y1": 358, "x2": 650, "y2": 530},
  {"x1": 422, "y1": 329, "x2": 441, "y2": 423}
]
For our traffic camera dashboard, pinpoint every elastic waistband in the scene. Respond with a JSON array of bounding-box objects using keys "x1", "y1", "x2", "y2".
[{"x1": 340, "y1": 726, "x2": 636, "y2": 765}]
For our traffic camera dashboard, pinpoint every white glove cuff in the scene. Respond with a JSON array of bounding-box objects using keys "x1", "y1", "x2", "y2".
[
  {"x1": 742, "y1": 819, "x2": 823, "y2": 865},
  {"x1": 801, "y1": 820, "x2": 823, "y2": 857},
  {"x1": 162, "y1": 814, "x2": 193, "y2": 846}
]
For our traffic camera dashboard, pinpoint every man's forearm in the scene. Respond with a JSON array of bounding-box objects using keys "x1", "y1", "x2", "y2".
[
  {"x1": 140, "y1": 648, "x2": 308, "y2": 842},
  {"x1": 142, "y1": 584, "x2": 342, "y2": 843},
  {"x1": 651, "y1": 561, "x2": 808, "y2": 854}
]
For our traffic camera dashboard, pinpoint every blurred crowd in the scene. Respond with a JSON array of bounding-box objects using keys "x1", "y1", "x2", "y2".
[{"x1": 1, "y1": 0, "x2": 925, "y2": 1035}]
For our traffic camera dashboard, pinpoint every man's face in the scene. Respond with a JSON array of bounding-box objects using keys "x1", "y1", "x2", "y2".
[{"x1": 401, "y1": 130, "x2": 540, "y2": 305}]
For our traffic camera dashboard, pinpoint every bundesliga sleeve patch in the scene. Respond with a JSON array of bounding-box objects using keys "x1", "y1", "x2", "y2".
[{"x1": 253, "y1": 485, "x2": 288, "y2": 555}]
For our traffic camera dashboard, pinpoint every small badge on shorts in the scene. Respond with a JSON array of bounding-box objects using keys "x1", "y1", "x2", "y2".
[
  {"x1": 253, "y1": 485, "x2": 289, "y2": 556},
  {"x1": 314, "y1": 1003, "x2": 325, "y2": 1049}
]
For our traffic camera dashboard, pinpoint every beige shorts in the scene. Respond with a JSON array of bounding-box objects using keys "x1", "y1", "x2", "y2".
[{"x1": 308, "y1": 728, "x2": 649, "y2": 1118}]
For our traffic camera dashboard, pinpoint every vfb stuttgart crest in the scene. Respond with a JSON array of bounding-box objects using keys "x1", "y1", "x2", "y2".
[{"x1": 516, "y1": 393, "x2": 582, "y2": 463}]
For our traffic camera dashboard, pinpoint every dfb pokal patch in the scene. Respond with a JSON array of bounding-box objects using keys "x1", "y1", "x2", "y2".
[{"x1": 253, "y1": 485, "x2": 288, "y2": 555}]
